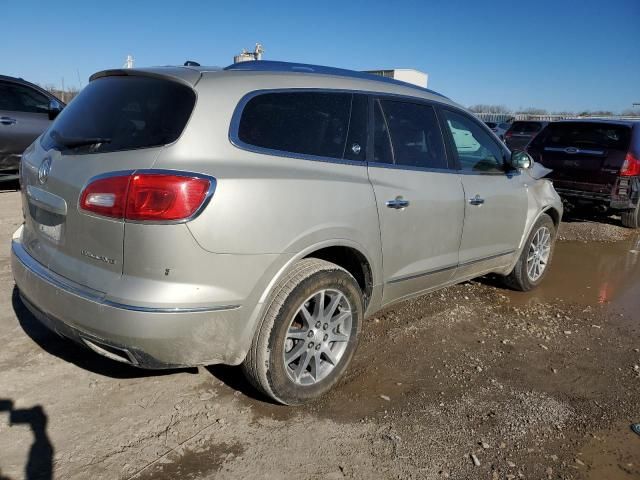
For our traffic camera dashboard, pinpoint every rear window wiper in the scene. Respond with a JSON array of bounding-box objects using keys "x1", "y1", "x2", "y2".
[{"x1": 50, "y1": 130, "x2": 112, "y2": 148}]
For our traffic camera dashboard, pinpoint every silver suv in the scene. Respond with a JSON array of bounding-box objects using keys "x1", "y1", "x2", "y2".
[{"x1": 12, "y1": 61, "x2": 562, "y2": 404}]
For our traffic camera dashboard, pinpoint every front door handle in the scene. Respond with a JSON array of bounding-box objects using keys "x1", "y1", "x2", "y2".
[
  {"x1": 0, "y1": 116, "x2": 17, "y2": 125},
  {"x1": 469, "y1": 194, "x2": 485, "y2": 206},
  {"x1": 386, "y1": 196, "x2": 410, "y2": 209}
]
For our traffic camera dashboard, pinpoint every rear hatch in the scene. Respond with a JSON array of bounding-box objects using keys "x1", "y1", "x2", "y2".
[
  {"x1": 20, "y1": 72, "x2": 196, "y2": 291},
  {"x1": 505, "y1": 121, "x2": 544, "y2": 149},
  {"x1": 527, "y1": 121, "x2": 631, "y2": 193}
]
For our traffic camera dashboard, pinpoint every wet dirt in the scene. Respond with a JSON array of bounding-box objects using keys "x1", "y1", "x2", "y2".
[
  {"x1": 505, "y1": 234, "x2": 640, "y2": 318},
  {"x1": 1, "y1": 189, "x2": 639, "y2": 480}
]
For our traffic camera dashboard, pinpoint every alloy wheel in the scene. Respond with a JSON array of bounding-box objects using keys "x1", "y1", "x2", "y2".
[
  {"x1": 527, "y1": 226, "x2": 552, "y2": 282},
  {"x1": 283, "y1": 289, "x2": 352, "y2": 386}
]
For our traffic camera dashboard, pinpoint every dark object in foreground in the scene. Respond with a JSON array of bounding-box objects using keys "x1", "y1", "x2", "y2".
[
  {"x1": 0, "y1": 75, "x2": 65, "y2": 178},
  {"x1": 632, "y1": 423, "x2": 640, "y2": 436}
]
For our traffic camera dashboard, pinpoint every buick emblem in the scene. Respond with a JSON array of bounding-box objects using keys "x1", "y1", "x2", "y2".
[
  {"x1": 564, "y1": 147, "x2": 579, "y2": 154},
  {"x1": 38, "y1": 157, "x2": 52, "y2": 184}
]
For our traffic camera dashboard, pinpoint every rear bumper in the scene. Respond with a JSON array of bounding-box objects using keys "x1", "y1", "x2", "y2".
[
  {"x1": 555, "y1": 181, "x2": 638, "y2": 211},
  {"x1": 11, "y1": 232, "x2": 269, "y2": 368}
]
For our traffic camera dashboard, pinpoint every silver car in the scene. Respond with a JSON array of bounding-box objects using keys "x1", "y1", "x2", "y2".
[
  {"x1": 11, "y1": 61, "x2": 562, "y2": 404},
  {"x1": 0, "y1": 75, "x2": 64, "y2": 182}
]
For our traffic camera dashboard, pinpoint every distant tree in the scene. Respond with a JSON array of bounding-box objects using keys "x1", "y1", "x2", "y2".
[
  {"x1": 621, "y1": 109, "x2": 640, "y2": 117},
  {"x1": 38, "y1": 83, "x2": 79, "y2": 103},
  {"x1": 468, "y1": 104, "x2": 511, "y2": 114}
]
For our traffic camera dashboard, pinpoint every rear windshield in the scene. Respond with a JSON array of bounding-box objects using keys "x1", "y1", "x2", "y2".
[
  {"x1": 509, "y1": 121, "x2": 543, "y2": 133},
  {"x1": 41, "y1": 75, "x2": 195, "y2": 154},
  {"x1": 532, "y1": 122, "x2": 631, "y2": 151}
]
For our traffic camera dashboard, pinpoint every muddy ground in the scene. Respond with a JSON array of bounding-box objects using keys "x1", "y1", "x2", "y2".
[{"x1": 0, "y1": 186, "x2": 639, "y2": 480}]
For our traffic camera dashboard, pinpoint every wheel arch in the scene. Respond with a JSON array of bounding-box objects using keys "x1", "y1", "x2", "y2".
[{"x1": 257, "y1": 239, "x2": 377, "y2": 311}]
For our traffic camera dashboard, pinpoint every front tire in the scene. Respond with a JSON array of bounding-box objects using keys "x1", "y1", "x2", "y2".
[
  {"x1": 503, "y1": 214, "x2": 556, "y2": 291},
  {"x1": 242, "y1": 258, "x2": 363, "y2": 405},
  {"x1": 621, "y1": 202, "x2": 640, "y2": 229}
]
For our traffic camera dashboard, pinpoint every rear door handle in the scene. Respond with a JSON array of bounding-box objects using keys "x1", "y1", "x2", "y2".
[
  {"x1": 386, "y1": 196, "x2": 410, "y2": 209},
  {"x1": 468, "y1": 194, "x2": 485, "y2": 206},
  {"x1": 0, "y1": 116, "x2": 17, "y2": 125}
]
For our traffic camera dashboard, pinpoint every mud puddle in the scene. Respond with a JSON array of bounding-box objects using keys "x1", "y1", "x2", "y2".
[{"x1": 505, "y1": 234, "x2": 640, "y2": 319}]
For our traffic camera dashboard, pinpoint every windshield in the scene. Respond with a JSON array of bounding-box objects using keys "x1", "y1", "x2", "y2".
[
  {"x1": 41, "y1": 75, "x2": 195, "y2": 154},
  {"x1": 510, "y1": 122, "x2": 542, "y2": 134},
  {"x1": 532, "y1": 122, "x2": 631, "y2": 151}
]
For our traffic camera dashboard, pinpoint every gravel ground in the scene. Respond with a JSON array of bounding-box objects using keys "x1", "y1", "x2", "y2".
[
  {"x1": 558, "y1": 220, "x2": 632, "y2": 243},
  {"x1": 1, "y1": 189, "x2": 639, "y2": 480}
]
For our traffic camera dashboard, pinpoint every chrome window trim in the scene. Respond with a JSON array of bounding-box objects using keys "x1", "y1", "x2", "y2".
[
  {"x1": 77, "y1": 169, "x2": 217, "y2": 225},
  {"x1": 229, "y1": 88, "x2": 461, "y2": 172},
  {"x1": 12, "y1": 240, "x2": 240, "y2": 313},
  {"x1": 229, "y1": 88, "x2": 366, "y2": 167}
]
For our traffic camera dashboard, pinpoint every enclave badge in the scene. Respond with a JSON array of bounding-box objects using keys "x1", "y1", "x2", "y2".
[{"x1": 81, "y1": 249, "x2": 116, "y2": 265}]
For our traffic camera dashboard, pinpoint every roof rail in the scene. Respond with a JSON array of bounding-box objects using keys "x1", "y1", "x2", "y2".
[{"x1": 224, "y1": 60, "x2": 447, "y2": 99}]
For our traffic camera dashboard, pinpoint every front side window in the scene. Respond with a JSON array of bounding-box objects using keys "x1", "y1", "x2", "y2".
[
  {"x1": 442, "y1": 109, "x2": 505, "y2": 173},
  {"x1": 41, "y1": 75, "x2": 195, "y2": 154},
  {"x1": 238, "y1": 92, "x2": 352, "y2": 159},
  {"x1": 0, "y1": 81, "x2": 49, "y2": 114},
  {"x1": 380, "y1": 100, "x2": 447, "y2": 169}
]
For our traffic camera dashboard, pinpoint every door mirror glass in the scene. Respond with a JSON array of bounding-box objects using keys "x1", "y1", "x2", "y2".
[
  {"x1": 511, "y1": 150, "x2": 533, "y2": 169},
  {"x1": 48, "y1": 100, "x2": 63, "y2": 120}
]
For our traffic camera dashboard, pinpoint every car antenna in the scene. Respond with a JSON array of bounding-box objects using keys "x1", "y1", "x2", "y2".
[{"x1": 184, "y1": 60, "x2": 201, "y2": 67}]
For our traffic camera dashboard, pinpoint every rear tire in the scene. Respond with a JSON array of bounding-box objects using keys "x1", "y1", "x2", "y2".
[
  {"x1": 503, "y1": 214, "x2": 556, "y2": 292},
  {"x1": 621, "y1": 202, "x2": 640, "y2": 229},
  {"x1": 242, "y1": 258, "x2": 363, "y2": 405}
]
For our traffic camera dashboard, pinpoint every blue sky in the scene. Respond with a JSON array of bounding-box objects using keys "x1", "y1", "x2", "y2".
[{"x1": 2, "y1": 0, "x2": 639, "y2": 112}]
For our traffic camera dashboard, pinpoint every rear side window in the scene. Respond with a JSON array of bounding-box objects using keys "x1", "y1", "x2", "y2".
[
  {"x1": 0, "y1": 81, "x2": 49, "y2": 114},
  {"x1": 41, "y1": 76, "x2": 195, "y2": 153},
  {"x1": 532, "y1": 122, "x2": 631, "y2": 151},
  {"x1": 237, "y1": 92, "x2": 352, "y2": 159},
  {"x1": 509, "y1": 121, "x2": 542, "y2": 134},
  {"x1": 379, "y1": 99, "x2": 447, "y2": 169}
]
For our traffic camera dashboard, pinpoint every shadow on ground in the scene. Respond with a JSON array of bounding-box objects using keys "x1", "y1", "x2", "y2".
[
  {"x1": 0, "y1": 398, "x2": 53, "y2": 480},
  {"x1": 562, "y1": 208, "x2": 621, "y2": 226},
  {"x1": 204, "y1": 364, "x2": 275, "y2": 404},
  {"x1": 12, "y1": 288, "x2": 197, "y2": 380}
]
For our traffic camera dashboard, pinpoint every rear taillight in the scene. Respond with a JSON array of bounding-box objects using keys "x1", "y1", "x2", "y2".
[
  {"x1": 620, "y1": 152, "x2": 640, "y2": 177},
  {"x1": 505, "y1": 131, "x2": 512, "y2": 138},
  {"x1": 80, "y1": 172, "x2": 212, "y2": 221}
]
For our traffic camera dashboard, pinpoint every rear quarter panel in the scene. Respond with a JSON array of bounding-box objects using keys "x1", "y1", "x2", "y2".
[{"x1": 150, "y1": 72, "x2": 384, "y2": 291}]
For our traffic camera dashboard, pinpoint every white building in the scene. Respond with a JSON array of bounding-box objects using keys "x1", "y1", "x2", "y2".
[{"x1": 365, "y1": 69, "x2": 429, "y2": 88}]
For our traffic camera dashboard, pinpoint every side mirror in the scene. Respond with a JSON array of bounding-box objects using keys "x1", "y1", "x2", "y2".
[
  {"x1": 48, "y1": 100, "x2": 63, "y2": 120},
  {"x1": 510, "y1": 150, "x2": 533, "y2": 170}
]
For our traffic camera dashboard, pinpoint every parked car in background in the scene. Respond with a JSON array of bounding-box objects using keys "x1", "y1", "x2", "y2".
[
  {"x1": 12, "y1": 61, "x2": 562, "y2": 405},
  {"x1": 484, "y1": 121, "x2": 512, "y2": 141},
  {"x1": 0, "y1": 75, "x2": 64, "y2": 182},
  {"x1": 505, "y1": 120, "x2": 547, "y2": 150},
  {"x1": 528, "y1": 119, "x2": 640, "y2": 228}
]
